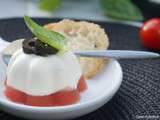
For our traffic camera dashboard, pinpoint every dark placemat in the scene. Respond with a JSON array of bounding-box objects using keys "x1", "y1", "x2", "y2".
[{"x1": 0, "y1": 18, "x2": 160, "y2": 120}]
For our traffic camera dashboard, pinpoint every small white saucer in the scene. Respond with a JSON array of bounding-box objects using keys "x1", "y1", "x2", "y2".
[{"x1": 0, "y1": 50, "x2": 122, "y2": 120}]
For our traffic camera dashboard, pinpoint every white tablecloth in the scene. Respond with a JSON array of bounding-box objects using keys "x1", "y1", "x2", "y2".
[
  {"x1": 0, "y1": 0, "x2": 142, "y2": 26},
  {"x1": 0, "y1": 0, "x2": 106, "y2": 20}
]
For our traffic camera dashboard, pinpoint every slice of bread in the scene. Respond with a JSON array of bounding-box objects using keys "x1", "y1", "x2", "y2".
[{"x1": 44, "y1": 19, "x2": 109, "y2": 79}]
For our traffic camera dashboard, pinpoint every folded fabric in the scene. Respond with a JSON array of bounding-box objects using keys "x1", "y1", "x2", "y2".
[{"x1": 0, "y1": 37, "x2": 9, "y2": 51}]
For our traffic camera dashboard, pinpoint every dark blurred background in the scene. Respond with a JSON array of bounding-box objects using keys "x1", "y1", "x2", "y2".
[{"x1": 133, "y1": 0, "x2": 160, "y2": 19}]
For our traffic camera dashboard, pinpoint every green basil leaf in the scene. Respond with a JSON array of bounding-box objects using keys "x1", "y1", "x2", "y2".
[
  {"x1": 24, "y1": 16, "x2": 67, "y2": 51},
  {"x1": 100, "y1": 0, "x2": 144, "y2": 21},
  {"x1": 39, "y1": 0, "x2": 62, "y2": 12}
]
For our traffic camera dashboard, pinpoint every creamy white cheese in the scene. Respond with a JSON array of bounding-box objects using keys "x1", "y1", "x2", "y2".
[{"x1": 6, "y1": 49, "x2": 82, "y2": 96}]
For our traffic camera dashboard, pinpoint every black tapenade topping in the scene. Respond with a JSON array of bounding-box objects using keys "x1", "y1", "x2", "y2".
[{"x1": 23, "y1": 38, "x2": 59, "y2": 56}]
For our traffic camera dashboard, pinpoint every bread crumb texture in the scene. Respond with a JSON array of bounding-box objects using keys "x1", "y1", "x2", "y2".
[{"x1": 45, "y1": 19, "x2": 109, "y2": 79}]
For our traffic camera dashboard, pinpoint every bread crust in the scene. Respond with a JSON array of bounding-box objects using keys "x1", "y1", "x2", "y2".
[{"x1": 45, "y1": 19, "x2": 109, "y2": 79}]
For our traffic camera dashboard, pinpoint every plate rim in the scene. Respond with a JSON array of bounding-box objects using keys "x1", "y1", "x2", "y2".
[{"x1": 0, "y1": 17, "x2": 142, "y2": 28}]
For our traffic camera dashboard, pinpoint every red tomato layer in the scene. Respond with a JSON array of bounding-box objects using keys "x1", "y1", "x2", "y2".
[{"x1": 5, "y1": 76, "x2": 87, "y2": 107}]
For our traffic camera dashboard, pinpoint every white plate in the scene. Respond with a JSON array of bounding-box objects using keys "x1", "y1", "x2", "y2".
[{"x1": 0, "y1": 50, "x2": 122, "y2": 120}]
